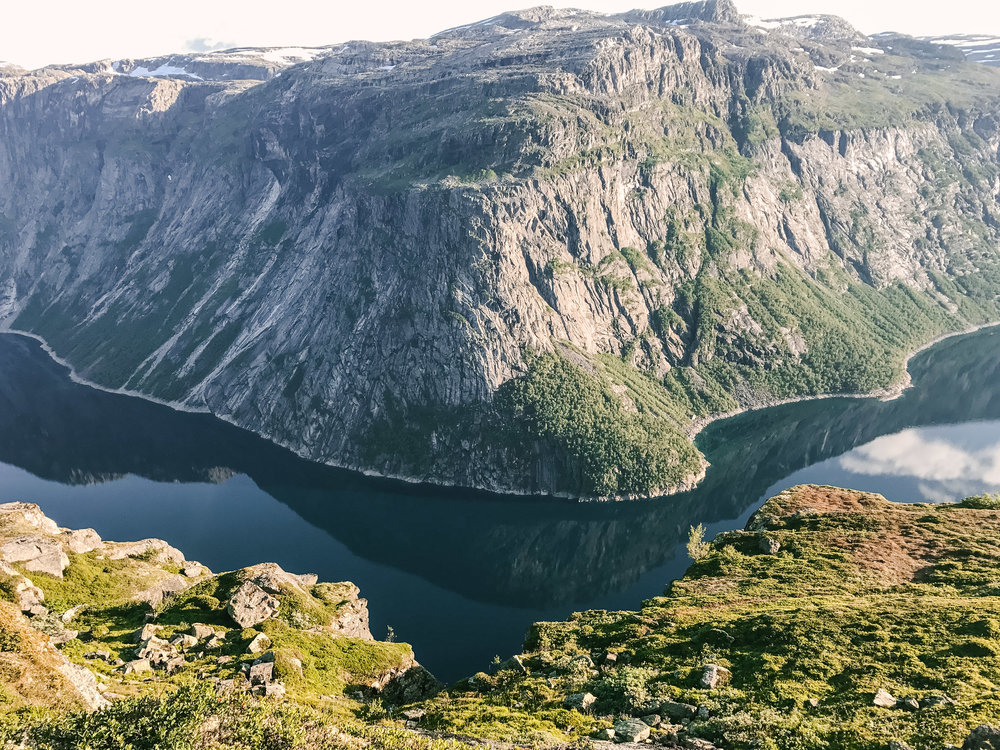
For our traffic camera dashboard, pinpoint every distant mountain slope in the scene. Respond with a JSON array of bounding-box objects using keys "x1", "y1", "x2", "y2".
[
  {"x1": 2, "y1": 0, "x2": 1000, "y2": 498},
  {"x1": 922, "y1": 33, "x2": 1000, "y2": 67}
]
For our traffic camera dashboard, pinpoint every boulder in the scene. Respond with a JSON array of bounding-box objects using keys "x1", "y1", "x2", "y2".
[
  {"x1": 613, "y1": 718, "x2": 650, "y2": 743},
  {"x1": 190, "y1": 623, "x2": 215, "y2": 640},
  {"x1": 660, "y1": 699, "x2": 698, "y2": 721},
  {"x1": 247, "y1": 632, "x2": 271, "y2": 654},
  {"x1": 874, "y1": 689, "x2": 897, "y2": 708},
  {"x1": 62, "y1": 528, "x2": 102, "y2": 554},
  {"x1": 105, "y1": 539, "x2": 184, "y2": 565},
  {"x1": 699, "y1": 663, "x2": 732, "y2": 689},
  {"x1": 182, "y1": 565, "x2": 204, "y2": 578},
  {"x1": 1, "y1": 536, "x2": 69, "y2": 577},
  {"x1": 641, "y1": 713, "x2": 662, "y2": 727},
  {"x1": 899, "y1": 696, "x2": 920, "y2": 711},
  {"x1": 56, "y1": 661, "x2": 108, "y2": 711},
  {"x1": 134, "y1": 624, "x2": 162, "y2": 642},
  {"x1": 594, "y1": 728, "x2": 616, "y2": 741},
  {"x1": 683, "y1": 739, "x2": 720, "y2": 750},
  {"x1": 330, "y1": 593, "x2": 373, "y2": 640},
  {"x1": 922, "y1": 694, "x2": 956, "y2": 708},
  {"x1": 132, "y1": 574, "x2": 189, "y2": 607},
  {"x1": 122, "y1": 659, "x2": 152, "y2": 674},
  {"x1": 565, "y1": 692, "x2": 597, "y2": 712},
  {"x1": 963, "y1": 725, "x2": 1000, "y2": 750},
  {"x1": 84, "y1": 650, "x2": 111, "y2": 662},
  {"x1": 60, "y1": 605, "x2": 85, "y2": 623},
  {"x1": 170, "y1": 634, "x2": 199, "y2": 650},
  {"x1": 402, "y1": 708, "x2": 426, "y2": 722},
  {"x1": 263, "y1": 682, "x2": 286, "y2": 699},
  {"x1": 248, "y1": 661, "x2": 274, "y2": 686},
  {"x1": 379, "y1": 664, "x2": 442, "y2": 704},
  {"x1": 759, "y1": 535, "x2": 781, "y2": 555},
  {"x1": 0, "y1": 503, "x2": 59, "y2": 534},
  {"x1": 226, "y1": 581, "x2": 280, "y2": 628}
]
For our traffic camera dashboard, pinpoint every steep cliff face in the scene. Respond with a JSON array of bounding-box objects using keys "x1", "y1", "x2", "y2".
[{"x1": 2, "y1": 1, "x2": 1000, "y2": 498}]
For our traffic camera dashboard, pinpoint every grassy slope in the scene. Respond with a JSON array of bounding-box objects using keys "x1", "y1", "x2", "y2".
[
  {"x1": 413, "y1": 485, "x2": 1000, "y2": 749},
  {"x1": 0, "y1": 516, "x2": 452, "y2": 749}
]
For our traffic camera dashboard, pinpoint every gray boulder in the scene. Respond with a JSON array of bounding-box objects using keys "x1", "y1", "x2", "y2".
[
  {"x1": 613, "y1": 718, "x2": 650, "y2": 743},
  {"x1": 963, "y1": 725, "x2": 1000, "y2": 750},
  {"x1": 759, "y1": 535, "x2": 781, "y2": 555},
  {"x1": 874, "y1": 689, "x2": 897, "y2": 708},
  {"x1": 248, "y1": 661, "x2": 274, "y2": 685},
  {"x1": 565, "y1": 692, "x2": 597, "y2": 712},
  {"x1": 700, "y1": 663, "x2": 732, "y2": 689},
  {"x1": 0, "y1": 536, "x2": 69, "y2": 577},
  {"x1": 660, "y1": 698, "x2": 698, "y2": 721},
  {"x1": 226, "y1": 581, "x2": 280, "y2": 628},
  {"x1": 247, "y1": 632, "x2": 272, "y2": 654},
  {"x1": 190, "y1": 623, "x2": 215, "y2": 640},
  {"x1": 62, "y1": 528, "x2": 102, "y2": 554}
]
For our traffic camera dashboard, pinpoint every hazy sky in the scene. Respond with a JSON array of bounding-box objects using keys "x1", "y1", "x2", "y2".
[{"x1": 2, "y1": 0, "x2": 997, "y2": 70}]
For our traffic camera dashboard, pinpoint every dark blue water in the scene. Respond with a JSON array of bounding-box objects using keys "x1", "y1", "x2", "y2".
[{"x1": 1, "y1": 327, "x2": 999, "y2": 682}]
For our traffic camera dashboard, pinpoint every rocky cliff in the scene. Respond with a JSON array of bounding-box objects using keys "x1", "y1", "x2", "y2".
[{"x1": 2, "y1": 0, "x2": 1000, "y2": 498}]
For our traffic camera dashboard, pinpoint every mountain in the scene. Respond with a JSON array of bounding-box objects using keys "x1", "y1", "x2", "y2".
[
  {"x1": 922, "y1": 33, "x2": 1000, "y2": 67},
  {"x1": 2, "y1": 0, "x2": 1000, "y2": 499}
]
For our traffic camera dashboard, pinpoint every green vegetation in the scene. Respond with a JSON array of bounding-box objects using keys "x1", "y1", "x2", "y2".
[
  {"x1": 686, "y1": 524, "x2": 710, "y2": 561},
  {"x1": 1, "y1": 684, "x2": 468, "y2": 750},
  {"x1": 416, "y1": 485, "x2": 1000, "y2": 749},
  {"x1": 494, "y1": 354, "x2": 703, "y2": 496}
]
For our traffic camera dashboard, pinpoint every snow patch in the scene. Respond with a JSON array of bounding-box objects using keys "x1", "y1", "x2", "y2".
[
  {"x1": 852, "y1": 46, "x2": 884, "y2": 55},
  {"x1": 130, "y1": 64, "x2": 203, "y2": 80}
]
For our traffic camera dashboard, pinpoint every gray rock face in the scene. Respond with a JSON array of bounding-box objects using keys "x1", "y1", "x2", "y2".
[
  {"x1": 2, "y1": 7, "x2": 1000, "y2": 498},
  {"x1": 328, "y1": 588, "x2": 373, "y2": 640},
  {"x1": 226, "y1": 581, "x2": 280, "y2": 628},
  {"x1": 0, "y1": 536, "x2": 69, "y2": 577}
]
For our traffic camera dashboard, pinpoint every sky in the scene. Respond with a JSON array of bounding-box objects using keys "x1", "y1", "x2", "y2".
[{"x1": 2, "y1": 0, "x2": 997, "y2": 70}]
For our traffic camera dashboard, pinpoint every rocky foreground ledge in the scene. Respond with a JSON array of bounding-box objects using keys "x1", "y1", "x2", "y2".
[{"x1": 0, "y1": 502, "x2": 440, "y2": 723}]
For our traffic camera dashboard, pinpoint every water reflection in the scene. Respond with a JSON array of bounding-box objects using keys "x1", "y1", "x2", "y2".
[{"x1": 0, "y1": 327, "x2": 999, "y2": 680}]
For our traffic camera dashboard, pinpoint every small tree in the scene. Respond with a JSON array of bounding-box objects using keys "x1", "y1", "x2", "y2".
[{"x1": 687, "y1": 523, "x2": 711, "y2": 561}]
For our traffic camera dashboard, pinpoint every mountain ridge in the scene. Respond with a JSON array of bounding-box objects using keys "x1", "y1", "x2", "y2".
[{"x1": 2, "y1": 1, "x2": 1000, "y2": 498}]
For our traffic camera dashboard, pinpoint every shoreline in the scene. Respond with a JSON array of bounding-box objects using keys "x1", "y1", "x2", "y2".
[
  {"x1": 2, "y1": 320, "x2": 999, "y2": 504},
  {"x1": 684, "y1": 320, "x2": 1000, "y2": 442}
]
